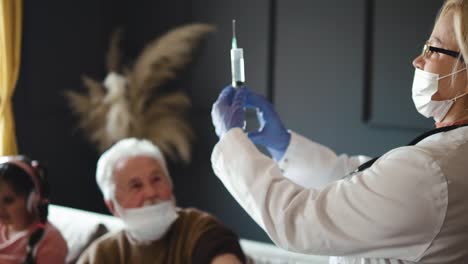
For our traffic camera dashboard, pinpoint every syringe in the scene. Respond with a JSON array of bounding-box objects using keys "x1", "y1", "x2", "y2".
[{"x1": 231, "y1": 20, "x2": 245, "y2": 88}]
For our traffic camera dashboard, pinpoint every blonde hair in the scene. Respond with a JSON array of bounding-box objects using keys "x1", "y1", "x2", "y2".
[{"x1": 435, "y1": 0, "x2": 468, "y2": 86}]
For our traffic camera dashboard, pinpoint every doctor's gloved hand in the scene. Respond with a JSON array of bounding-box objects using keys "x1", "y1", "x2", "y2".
[
  {"x1": 211, "y1": 86, "x2": 246, "y2": 139},
  {"x1": 245, "y1": 89, "x2": 291, "y2": 161}
]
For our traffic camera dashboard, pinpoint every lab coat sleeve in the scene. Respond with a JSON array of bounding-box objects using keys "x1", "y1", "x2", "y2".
[
  {"x1": 277, "y1": 131, "x2": 371, "y2": 189},
  {"x1": 211, "y1": 128, "x2": 446, "y2": 261}
]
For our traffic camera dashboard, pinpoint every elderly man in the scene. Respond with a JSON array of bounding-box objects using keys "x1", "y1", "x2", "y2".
[{"x1": 77, "y1": 138, "x2": 246, "y2": 264}]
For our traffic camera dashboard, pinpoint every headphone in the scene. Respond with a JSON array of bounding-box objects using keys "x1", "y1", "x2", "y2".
[
  {"x1": 0, "y1": 156, "x2": 50, "y2": 264},
  {"x1": 0, "y1": 156, "x2": 49, "y2": 223}
]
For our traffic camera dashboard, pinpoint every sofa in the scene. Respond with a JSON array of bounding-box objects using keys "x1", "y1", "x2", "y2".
[{"x1": 48, "y1": 204, "x2": 329, "y2": 264}]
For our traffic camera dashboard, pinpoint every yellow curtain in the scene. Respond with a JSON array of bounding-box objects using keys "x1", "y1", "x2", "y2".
[{"x1": 0, "y1": 0, "x2": 22, "y2": 155}]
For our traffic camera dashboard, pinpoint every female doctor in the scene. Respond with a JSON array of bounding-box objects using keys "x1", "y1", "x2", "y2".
[{"x1": 211, "y1": 0, "x2": 468, "y2": 263}]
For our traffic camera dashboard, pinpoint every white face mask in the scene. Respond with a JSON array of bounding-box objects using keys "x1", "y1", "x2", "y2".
[
  {"x1": 412, "y1": 68, "x2": 468, "y2": 122},
  {"x1": 114, "y1": 200, "x2": 179, "y2": 244}
]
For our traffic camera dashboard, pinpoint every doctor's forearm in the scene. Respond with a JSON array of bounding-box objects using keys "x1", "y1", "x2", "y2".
[{"x1": 278, "y1": 131, "x2": 366, "y2": 188}]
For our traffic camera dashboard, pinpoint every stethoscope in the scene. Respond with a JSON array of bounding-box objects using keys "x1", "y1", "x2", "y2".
[{"x1": 345, "y1": 124, "x2": 468, "y2": 177}]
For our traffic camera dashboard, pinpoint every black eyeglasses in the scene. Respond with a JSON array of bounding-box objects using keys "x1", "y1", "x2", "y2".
[{"x1": 422, "y1": 42, "x2": 462, "y2": 60}]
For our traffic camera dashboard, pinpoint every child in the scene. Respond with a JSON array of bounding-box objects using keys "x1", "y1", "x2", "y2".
[{"x1": 0, "y1": 156, "x2": 68, "y2": 264}]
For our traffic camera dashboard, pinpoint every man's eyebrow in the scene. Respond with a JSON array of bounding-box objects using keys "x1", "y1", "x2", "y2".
[{"x1": 127, "y1": 177, "x2": 141, "y2": 185}]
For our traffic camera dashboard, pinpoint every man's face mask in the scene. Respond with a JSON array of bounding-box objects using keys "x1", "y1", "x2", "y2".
[
  {"x1": 114, "y1": 200, "x2": 178, "y2": 244},
  {"x1": 412, "y1": 67, "x2": 468, "y2": 122}
]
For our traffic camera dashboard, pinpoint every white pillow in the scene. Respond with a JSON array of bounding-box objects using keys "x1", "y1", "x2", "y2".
[{"x1": 48, "y1": 204, "x2": 124, "y2": 263}]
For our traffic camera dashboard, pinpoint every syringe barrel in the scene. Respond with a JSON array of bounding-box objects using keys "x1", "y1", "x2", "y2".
[{"x1": 231, "y1": 48, "x2": 245, "y2": 87}]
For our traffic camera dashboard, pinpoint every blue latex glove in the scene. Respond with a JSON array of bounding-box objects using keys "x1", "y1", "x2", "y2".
[
  {"x1": 244, "y1": 88, "x2": 291, "y2": 161},
  {"x1": 211, "y1": 86, "x2": 246, "y2": 138}
]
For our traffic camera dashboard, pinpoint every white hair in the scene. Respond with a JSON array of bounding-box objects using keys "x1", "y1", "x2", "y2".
[{"x1": 96, "y1": 138, "x2": 170, "y2": 200}]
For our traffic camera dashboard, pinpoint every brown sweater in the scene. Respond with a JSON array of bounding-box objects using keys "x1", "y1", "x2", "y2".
[{"x1": 77, "y1": 208, "x2": 245, "y2": 264}]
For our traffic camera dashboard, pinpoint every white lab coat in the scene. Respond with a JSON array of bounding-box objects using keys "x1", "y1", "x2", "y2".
[{"x1": 211, "y1": 127, "x2": 468, "y2": 263}]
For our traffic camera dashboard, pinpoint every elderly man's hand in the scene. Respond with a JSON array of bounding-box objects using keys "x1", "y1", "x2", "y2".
[{"x1": 211, "y1": 86, "x2": 246, "y2": 138}]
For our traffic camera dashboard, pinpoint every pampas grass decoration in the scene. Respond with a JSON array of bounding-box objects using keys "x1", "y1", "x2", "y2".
[{"x1": 65, "y1": 23, "x2": 215, "y2": 163}]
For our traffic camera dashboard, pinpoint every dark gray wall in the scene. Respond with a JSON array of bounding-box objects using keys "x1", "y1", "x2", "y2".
[
  {"x1": 14, "y1": 0, "x2": 120, "y2": 214},
  {"x1": 274, "y1": 0, "x2": 443, "y2": 159},
  {"x1": 370, "y1": 0, "x2": 444, "y2": 129},
  {"x1": 13, "y1": 0, "x2": 443, "y2": 243}
]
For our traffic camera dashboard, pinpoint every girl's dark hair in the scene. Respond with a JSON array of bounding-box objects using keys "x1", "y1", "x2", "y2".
[{"x1": 0, "y1": 157, "x2": 35, "y2": 197}]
